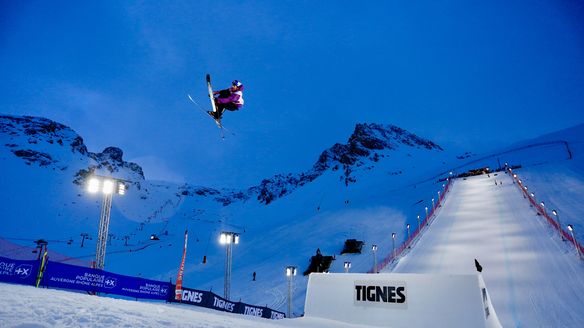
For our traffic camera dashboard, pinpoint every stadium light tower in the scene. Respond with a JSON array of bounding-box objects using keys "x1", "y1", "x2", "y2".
[
  {"x1": 219, "y1": 231, "x2": 239, "y2": 300},
  {"x1": 286, "y1": 266, "x2": 297, "y2": 318},
  {"x1": 87, "y1": 175, "x2": 126, "y2": 270}
]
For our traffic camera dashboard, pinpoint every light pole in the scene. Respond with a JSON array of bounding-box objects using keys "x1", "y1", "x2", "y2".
[
  {"x1": 425, "y1": 206, "x2": 429, "y2": 225},
  {"x1": 391, "y1": 233, "x2": 396, "y2": 258},
  {"x1": 432, "y1": 198, "x2": 435, "y2": 211},
  {"x1": 417, "y1": 215, "x2": 421, "y2": 231},
  {"x1": 87, "y1": 175, "x2": 126, "y2": 270},
  {"x1": 567, "y1": 225, "x2": 582, "y2": 260},
  {"x1": 219, "y1": 231, "x2": 239, "y2": 300},
  {"x1": 344, "y1": 261, "x2": 351, "y2": 273},
  {"x1": 552, "y1": 210, "x2": 565, "y2": 241},
  {"x1": 540, "y1": 201, "x2": 546, "y2": 216},
  {"x1": 372, "y1": 244, "x2": 378, "y2": 273},
  {"x1": 286, "y1": 266, "x2": 297, "y2": 318}
]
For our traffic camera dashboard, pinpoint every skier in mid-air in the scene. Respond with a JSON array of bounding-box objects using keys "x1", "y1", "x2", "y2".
[{"x1": 207, "y1": 80, "x2": 244, "y2": 120}]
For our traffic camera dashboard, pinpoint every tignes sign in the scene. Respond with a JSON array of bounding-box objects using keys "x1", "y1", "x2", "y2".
[
  {"x1": 354, "y1": 281, "x2": 407, "y2": 309},
  {"x1": 304, "y1": 273, "x2": 503, "y2": 328}
]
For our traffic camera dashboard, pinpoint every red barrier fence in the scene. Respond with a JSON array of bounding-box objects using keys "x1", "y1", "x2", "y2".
[
  {"x1": 371, "y1": 178, "x2": 454, "y2": 273},
  {"x1": 509, "y1": 168, "x2": 584, "y2": 258}
]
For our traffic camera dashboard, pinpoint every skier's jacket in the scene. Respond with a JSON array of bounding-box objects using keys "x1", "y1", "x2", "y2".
[{"x1": 216, "y1": 86, "x2": 244, "y2": 108}]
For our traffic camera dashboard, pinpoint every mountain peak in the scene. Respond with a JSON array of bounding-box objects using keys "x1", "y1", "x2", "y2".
[
  {"x1": 315, "y1": 123, "x2": 442, "y2": 172},
  {"x1": 252, "y1": 123, "x2": 443, "y2": 204}
]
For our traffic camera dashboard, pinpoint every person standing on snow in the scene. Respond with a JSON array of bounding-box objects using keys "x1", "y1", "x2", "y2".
[{"x1": 208, "y1": 80, "x2": 244, "y2": 119}]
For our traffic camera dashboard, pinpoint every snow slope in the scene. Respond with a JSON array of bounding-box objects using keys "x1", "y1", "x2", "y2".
[
  {"x1": 2, "y1": 166, "x2": 584, "y2": 327},
  {"x1": 392, "y1": 173, "x2": 584, "y2": 327},
  {"x1": 0, "y1": 283, "x2": 368, "y2": 328}
]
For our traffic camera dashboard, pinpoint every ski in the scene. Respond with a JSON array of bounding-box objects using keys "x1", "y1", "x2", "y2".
[
  {"x1": 187, "y1": 93, "x2": 231, "y2": 139},
  {"x1": 188, "y1": 94, "x2": 223, "y2": 129}
]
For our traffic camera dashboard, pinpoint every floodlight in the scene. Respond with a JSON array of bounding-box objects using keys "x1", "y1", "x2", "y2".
[
  {"x1": 552, "y1": 210, "x2": 558, "y2": 216},
  {"x1": 219, "y1": 233, "x2": 227, "y2": 244},
  {"x1": 286, "y1": 266, "x2": 297, "y2": 277},
  {"x1": 568, "y1": 225, "x2": 573, "y2": 232},
  {"x1": 88, "y1": 178, "x2": 100, "y2": 193},
  {"x1": 102, "y1": 179, "x2": 114, "y2": 194},
  {"x1": 118, "y1": 183, "x2": 126, "y2": 195}
]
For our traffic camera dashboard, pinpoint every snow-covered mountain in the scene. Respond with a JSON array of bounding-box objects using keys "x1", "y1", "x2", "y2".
[
  {"x1": 0, "y1": 115, "x2": 452, "y2": 308},
  {"x1": 1, "y1": 114, "x2": 581, "y2": 316}
]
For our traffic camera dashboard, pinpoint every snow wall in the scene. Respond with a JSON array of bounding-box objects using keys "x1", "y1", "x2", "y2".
[{"x1": 304, "y1": 273, "x2": 502, "y2": 328}]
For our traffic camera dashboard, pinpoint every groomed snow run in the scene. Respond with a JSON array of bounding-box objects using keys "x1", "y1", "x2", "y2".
[{"x1": 392, "y1": 173, "x2": 584, "y2": 327}]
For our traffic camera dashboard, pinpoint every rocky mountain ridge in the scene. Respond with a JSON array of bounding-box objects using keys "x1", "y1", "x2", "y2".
[{"x1": 0, "y1": 115, "x2": 443, "y2": 206}]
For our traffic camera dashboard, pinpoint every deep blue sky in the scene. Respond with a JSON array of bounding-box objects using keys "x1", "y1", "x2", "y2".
[{"x1": 2, "y1": 1, "x2": 583, "y2": 187}]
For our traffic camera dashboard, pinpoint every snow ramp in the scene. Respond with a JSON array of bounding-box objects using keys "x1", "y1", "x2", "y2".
[
  {"x1": 393, "y1": 173, "x2": 584, "y2": 327},
  {"x1": 304, "y1": 272, "x2": 501, "y2": 327}
]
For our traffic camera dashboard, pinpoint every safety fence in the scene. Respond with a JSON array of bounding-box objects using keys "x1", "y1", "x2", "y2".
[
  {"x1": 508, "y1": 169, "x2": 584, "y2": 257},
  {"x1": 0, "y1": 256, "x2": 285, "y2": 319},
  {"x1": 371, "y1": 177, "x2": 454, "y2": 273}
]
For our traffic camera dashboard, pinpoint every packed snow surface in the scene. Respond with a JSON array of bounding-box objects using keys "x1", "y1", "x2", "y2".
[
  {"x1": 3, "y1": 172, "x2": 584, "y2": 327},
  {"x1": 393, "y1": 173, "x2": 584, "y2": 327}
]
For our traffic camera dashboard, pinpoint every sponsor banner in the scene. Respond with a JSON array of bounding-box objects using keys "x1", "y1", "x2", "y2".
[
  {"x1": 43, "y1": 261, "x2": 171, "y2": 300},
  {"x1": 175, "y1": 230, "x2": 188, "y2": 301},
  {"x1": 177, "y1": 287, "x2": 208, "y2": 306},
  {"x1": 266, "y1": 308, "x2": 286, "y2": 320},
  {"x1": 208, "y1": 294, "x2": 237, "y2": 313},
  {"x1": 235, "y1": 302, "x2": 265, "y2": 318},
  {"x1": 237, "y1": 302, "x2": 286, "y2": 319},
  {"x1": 0, "y1": 256, "x2": 39, "y2": 286},
  {"x1": 173, "y1": 286, "x2": 285, "y2": 319}
]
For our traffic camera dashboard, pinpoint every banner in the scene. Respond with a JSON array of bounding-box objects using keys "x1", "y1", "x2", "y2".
[
  {"x1": 43, "y1": 261, "x2": 171, "y2": 300},
  {"x1": 174, "y1": 286, "x2": 285, "y2": 319},
  {"x1": 175, "y1": 229, "x2": 188, "y2": 301},
  {"x1": 0, "y1": 256, "x2": 39, "y2": 286},
  {"x1": 0, "y1": 255, "x2": 284, "y2": 320}
]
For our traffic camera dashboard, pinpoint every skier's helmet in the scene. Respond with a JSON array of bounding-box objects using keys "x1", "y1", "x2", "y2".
[{"x1": 232, "y1": 80, "x2": 243, "y2": 88}]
